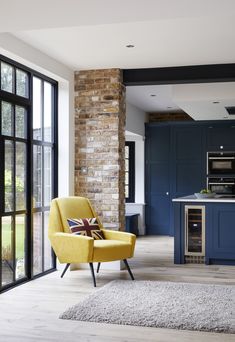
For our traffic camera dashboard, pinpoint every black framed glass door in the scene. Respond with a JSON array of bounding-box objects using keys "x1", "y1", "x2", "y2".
[{"x1": 0, "y1": 55, "x2": 58, "y2": 292}]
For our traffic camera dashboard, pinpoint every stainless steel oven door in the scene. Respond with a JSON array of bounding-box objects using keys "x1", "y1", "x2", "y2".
[
  {"x1": 208, "y1": 156, "x2": 235, "y2": 174},
  {"x1": 207, "y1": 178, "x2": 235, "y2": 195}
]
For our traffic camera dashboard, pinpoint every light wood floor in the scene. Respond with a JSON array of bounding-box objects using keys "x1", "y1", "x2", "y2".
[{"x1": 0, "y1": 236, "x2": 234, "y2": 342}]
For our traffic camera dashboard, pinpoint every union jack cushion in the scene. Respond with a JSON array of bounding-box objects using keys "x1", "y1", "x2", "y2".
[{"x1": 67, "y1": 218, "x2": 104, "y2": 240}]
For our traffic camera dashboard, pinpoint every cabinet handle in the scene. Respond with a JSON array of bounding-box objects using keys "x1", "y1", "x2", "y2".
[
  {"x1": 209, "y1": 157, "x2": 235, "y2": 160},
  {"x1": 185, "y1": 210, "x2": 188, "y2": 252},
  {"x1": 209, "y1": 182, "x2": 235, "y2": 185}
]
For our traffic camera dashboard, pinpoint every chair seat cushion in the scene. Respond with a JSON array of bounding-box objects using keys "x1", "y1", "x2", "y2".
[{"x1": 92, "y1": 239, "x2": 132, "y2": 262}]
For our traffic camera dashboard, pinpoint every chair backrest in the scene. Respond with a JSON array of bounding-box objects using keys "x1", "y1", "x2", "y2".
[{"x1": 48, "y1": 196, "x2": 103, "y2": 236}]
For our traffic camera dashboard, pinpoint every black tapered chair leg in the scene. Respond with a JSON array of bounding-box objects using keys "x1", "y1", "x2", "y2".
[
  {"x1": 123, "y1": 259, "x2": 135, "y2": 280},
  {"x1": 97, "y1": 262, "x2": 101, "y2": 273},
  {"x1": 89, "y1": 263, "x2": 96, "y2": 287},
  {"x1": 61, "y1": 263, "x2": 70, "y2": 278}
]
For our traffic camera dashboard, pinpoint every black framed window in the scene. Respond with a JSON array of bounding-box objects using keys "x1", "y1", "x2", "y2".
[
  {"x1": 0, "y1": 55, "x2": 58, "y2": 292},
  {"x1": 125, "y1": 142, "x2": 135, "y2": 203}
]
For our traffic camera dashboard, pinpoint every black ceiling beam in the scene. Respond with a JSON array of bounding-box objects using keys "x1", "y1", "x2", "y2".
[{"x1": 123, "y1": 64, "x2": 235, "y2": 86}]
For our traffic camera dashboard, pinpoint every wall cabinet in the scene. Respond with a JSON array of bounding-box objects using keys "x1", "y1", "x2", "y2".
[
  {"x1": 146, "y1": 121, "x2": 235, "y2": 236},
  {"x1": 172, "y1": 126, "x2": 205, "y2": 198},
  {"x1": 206, "y1": 123, "x2": 235, "y2": 151}
]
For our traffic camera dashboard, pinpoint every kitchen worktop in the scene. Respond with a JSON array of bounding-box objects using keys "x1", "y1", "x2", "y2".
[{"x1": 172, "y1": 194, "x2": 235, "y2": 203}]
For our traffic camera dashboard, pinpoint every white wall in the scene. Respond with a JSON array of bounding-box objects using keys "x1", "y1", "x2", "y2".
[
  {"x1": 125, "y1": 101, "x2": 147, "y2": 235},
  {"x1": 126, "y1": 102, "x2": 148, "y2": 136},
  {"x1": 0, "y1": 33, "x2": 74, "y2": 196}
]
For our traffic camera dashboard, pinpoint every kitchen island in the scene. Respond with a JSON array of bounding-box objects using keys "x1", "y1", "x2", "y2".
[{"x1": 172, "y1": 195, "x2": 235, "y2": 265}]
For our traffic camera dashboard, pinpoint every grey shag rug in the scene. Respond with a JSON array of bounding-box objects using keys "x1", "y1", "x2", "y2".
[{"x1": 60, "y1": 280, "x2": 235, "y2": 333}]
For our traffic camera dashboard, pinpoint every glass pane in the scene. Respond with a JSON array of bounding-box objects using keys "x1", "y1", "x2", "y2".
[
  {"x1": 33, "y1": 77, "x2": 42, "y2": 140},
  {"x1": 33, "y1": 145, "x2": 42, "y2": 208},
  {"x1": 15, "y1": 106, "x2": 27, "y2": 138},
  {"x1": 33, "y1": 212, "x2": 42, "y2": 275},
  {"x1": 125, "y1": 158, "x2": 129, "y2": 171},
  {"x1": 44, "y1": 82, "x2": 52, "y2": 142},
  {"x1": 44, "y1": 212, "x2": 53, "y2": 271},
  {"x1": 16, "y1": 69, "x2": 29, "y2": 98},
  {"x1": 125, "y1": 146, "x2": 129, "y2": 158},
  {"x1": 125, "y1": 172, "x2": 129, "y2": 185},
  {"x1": 15, "y1": 215, "x2": 26, "y2": 280},
  {"x1": 16, "y1": 142, "x2": 26, "y2": 211},
  {"x1": 5, "y1": 140, "x2": 14, "y2": 212},
  {"x1": 1, "y1": 62, "x2": 14, "y2": 93},
  {"x1": 1, "y1": 216, "x2": 14, "y2": 286},
  {"x1": 187, "y1": 209, "x2": 202, "y2": 253},
  {"x1": 1, "y1": 101, "x2": 13, "y2": 136},
  {"x1": 125, "y1": 185, "x2": 129, "y2": 198},
  {"x1": 44, "y1": 146, "x2": 52, "y2": 206}
]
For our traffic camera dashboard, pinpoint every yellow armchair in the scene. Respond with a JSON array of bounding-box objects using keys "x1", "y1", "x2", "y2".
[{"x1": 48, "y1": 196, "x2": 136, "y2": 286}]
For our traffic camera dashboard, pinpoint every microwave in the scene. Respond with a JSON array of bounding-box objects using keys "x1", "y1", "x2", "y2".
[
  {"x1": 207, "y1": 177, "x2": 235, "y2": 196},
  {"x1": 207, "y1": 152, "x2": 235, "y2": 175}
]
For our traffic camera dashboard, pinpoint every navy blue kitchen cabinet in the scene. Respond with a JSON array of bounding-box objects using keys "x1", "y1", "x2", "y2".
[
  {"x1": 206, "y1": 123, "x2": 235, "y2": 151},
  {"x1": 173, "y1": 201, "x2": 235, "y2": 265},
  {"x1": 208, "y1": 204, "x2": 235, "y2": 263},
  {"x1": 172, "y1": 125, "x2": 206, "y2": 198},
  {"x1": 145, "y1": 125, "x2": 171, "y2": 235},
  {"x1": 145, "y1": 120, "x2": 235, "y2": 237}
]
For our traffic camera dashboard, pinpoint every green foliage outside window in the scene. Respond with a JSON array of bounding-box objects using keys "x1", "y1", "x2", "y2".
[{"x1": 4, "y1": 170, "x2": 24, "y2": 211}]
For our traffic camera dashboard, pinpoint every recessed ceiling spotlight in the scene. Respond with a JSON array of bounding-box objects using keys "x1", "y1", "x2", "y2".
[
  {"x1": 150, "y1": 94, "x2": 156, "y2": 97},
  {"x1": 167, "y1": 106, "x2": 173, "y2": 109},
  {"x1": 126, "y1": 44, "x2": 135, "y2": 48},
  {"x1": 213, "y1": 101, "x2": 220, "y2": 104}
]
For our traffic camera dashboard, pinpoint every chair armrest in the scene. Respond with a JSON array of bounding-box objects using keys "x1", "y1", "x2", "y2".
[
  {"x1": 101, "y1": 229, "x2": 136, "y2": 257},
  {"x1": 49, "y1": 232, "x2": 94, "y2": 263}
]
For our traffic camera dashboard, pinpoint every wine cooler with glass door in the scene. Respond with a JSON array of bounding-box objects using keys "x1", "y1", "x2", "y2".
[{"x1": 185, "y1": 206, "x2": 205, "y2": 263}]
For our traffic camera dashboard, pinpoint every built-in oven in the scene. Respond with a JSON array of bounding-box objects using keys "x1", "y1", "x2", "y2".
[
  {"x1": 207, "y1": 152, "x2": 235, "y2": 175},
  {"x1": 207, "y1": 177, "x2": 235, "y2": 196}
]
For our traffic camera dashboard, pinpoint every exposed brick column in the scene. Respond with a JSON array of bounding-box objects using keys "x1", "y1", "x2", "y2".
[{"x1": 74, "y1": 69, "x2": 125, "y2": 231}]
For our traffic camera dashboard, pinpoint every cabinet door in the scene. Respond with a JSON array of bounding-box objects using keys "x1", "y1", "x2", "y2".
[
  {"x1": 146, "y1": 126, "x2": 171, "y2": 235},
  {"x1": 172, "y1": 126, "x2": 205, "y2": 198},
  {"x1": 207, "y1": 123, "x2": 235, "y2": 151},
  {"x1": 147, "y1": 164, "x2": 170, "y2": 235},
  {"x1": 208, "y1": 204, "x2": 235, "y2": 260}
]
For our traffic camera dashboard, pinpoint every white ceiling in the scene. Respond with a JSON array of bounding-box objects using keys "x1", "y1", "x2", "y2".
[
  {"x1": 127, "y1": 85, "x2": 181, "y2": 113},
  {"x1": 2, "y1": 0, "x2": 235, "y2": 121},
  {"x1": 0, "y1": 0, "x2": 233, "y2": 31},
  {"x1": 0, "y1": 0, "x2": 233, "y2": 70},
  {"x1": 127, "y1": 83, "x2": 235, "y2": 120},
  {"x1": 172, "y1": 82, "x2": 235, "y2": 120}
]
